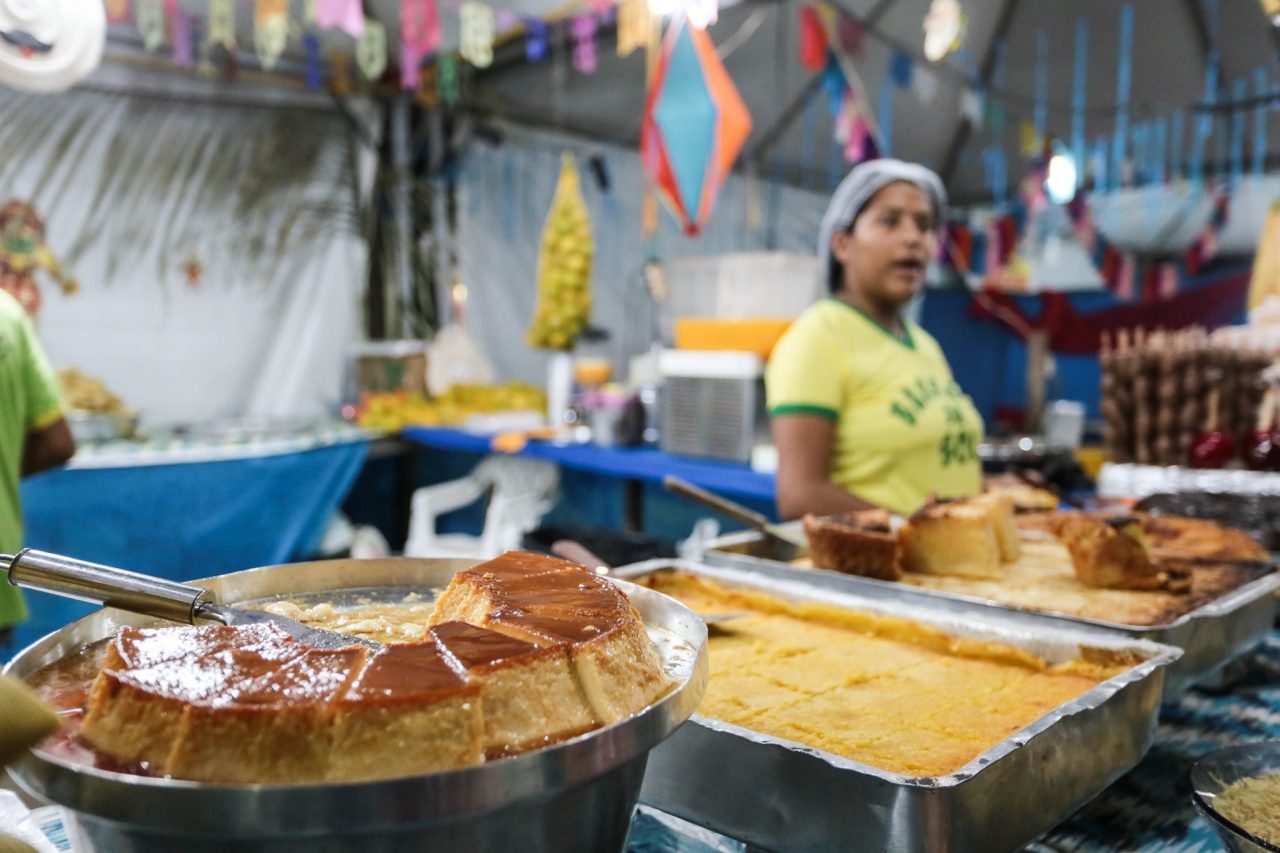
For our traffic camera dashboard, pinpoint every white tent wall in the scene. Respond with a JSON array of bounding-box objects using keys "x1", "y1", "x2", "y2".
[
  {"x1": 457, "y1": 121, "x2": 831, "y2": 385},
  {"x1": 0, "y1": 61, "x2": 379, "y2": 426}
]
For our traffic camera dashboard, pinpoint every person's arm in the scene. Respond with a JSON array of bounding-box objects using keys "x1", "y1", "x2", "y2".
[
  {"x1": 22, "y1": 416, "x2": 74, "y2": 477},
  {"x1": 772, "y1": 413, "x2": 876, "y2": 519}
]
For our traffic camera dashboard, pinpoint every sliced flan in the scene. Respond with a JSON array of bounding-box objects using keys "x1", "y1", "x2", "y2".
[{"x1": 431, "y1": 620, "x2": 596, "y2": 755}]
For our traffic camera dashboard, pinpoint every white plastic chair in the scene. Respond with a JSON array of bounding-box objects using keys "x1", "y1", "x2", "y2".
[{"x1": 403, "y1": 456, "x2": 560, "y2": 559}]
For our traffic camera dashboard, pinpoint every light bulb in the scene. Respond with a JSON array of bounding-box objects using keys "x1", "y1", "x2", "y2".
[{"x1": 1044, "y1": 151, "x2": 1078, "y2": 205}]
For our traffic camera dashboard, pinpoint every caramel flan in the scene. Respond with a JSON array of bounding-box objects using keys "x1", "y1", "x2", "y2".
[
  {"x1": 430, "y1": 553, "x2": 671, "y2": 724},
  {"x1": 431, "y1": 620, "x2": 596, "y2": 755}
]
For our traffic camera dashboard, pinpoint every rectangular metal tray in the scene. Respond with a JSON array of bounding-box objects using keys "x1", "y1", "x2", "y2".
[
  {"x1": 698, "y1": 524, "x2": 1279, "y2": 697},
  {"x1": 616, "y1": 559, "x2": 1181, "y2": 853}
]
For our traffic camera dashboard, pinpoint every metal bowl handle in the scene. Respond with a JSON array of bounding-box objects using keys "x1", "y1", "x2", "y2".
[{"x1": 3, "y1": 548, "x2": 210, "y2": 625}]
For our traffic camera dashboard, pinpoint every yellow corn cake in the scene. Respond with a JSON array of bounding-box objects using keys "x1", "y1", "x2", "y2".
[
  {"x1": 640, "y1": 571, "x2": 1127, "y2": 778},
  {"x1": 899, "y1": 500, "x2": 1007, "y2": 580}
]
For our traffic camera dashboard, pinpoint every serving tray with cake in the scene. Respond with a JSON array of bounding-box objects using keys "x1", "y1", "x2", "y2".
[
  {"x1": 613, "y1": 560, "x2": 1181, "y2": 853},
  {"x1": 695, "y1": 495, "x2": 1278, "y2": 696},
  {"x1": 2, "y1": 553, "x2": 708, "y2": 853}
]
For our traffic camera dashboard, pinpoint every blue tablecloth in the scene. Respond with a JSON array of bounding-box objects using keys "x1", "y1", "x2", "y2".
[
  {"x1": 10, "y1": 425, "x2": 370, "y2": 653},
  {"x1": 401, "y1": 427, "x2": 776, "y2": 504},
  {"x1": 625, "y1": 631, "x2": 1280, "y2": 852}
]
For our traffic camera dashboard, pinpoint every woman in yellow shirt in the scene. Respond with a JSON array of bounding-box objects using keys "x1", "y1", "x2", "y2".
[{"x1": 767, "y1": 159, "x2": 983, "y2": 518}]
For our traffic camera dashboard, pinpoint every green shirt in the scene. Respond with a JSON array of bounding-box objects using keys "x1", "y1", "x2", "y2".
[
  {"x1": 766, "y1": 298, "x2": 984, "y2": 515},
  {"x1": 0, "y1": 290, "x2": 63, "y2": 627}
]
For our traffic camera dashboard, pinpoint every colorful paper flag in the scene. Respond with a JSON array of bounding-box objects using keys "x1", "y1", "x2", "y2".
[
  {"x1": 316, "y1": 0, "x2": 363, "y2": 38},
  {"x1": 438, "y1": 54, "x2": 460, "y2": 105},
  {"x1": 460, "y1": 2, "x2": 495, "y2": 68},
  {"x1": 402, "y1": 0, "x2": 441, "y2": 54},
  {"x1": 330, "y1": 53, "x2": 353, "y2": 95},
  {"x1": 687, "y1": 0, "x2": 718, "y2": 31},
  {"x1": 303, "y1": 0, "x2": 318, "y2": 25},
  {"x1": 255, "y1": 0, "x2": 288, "y2": 69},
  {"x1": 571, "y1": 14, "x2": 598, "y2": 74},
  {"x1": 356, "y1": 20, "x2": 388, "y2": 80},
  {"x1": 798, "y1": 5, "x2": 827, "y2": 70},
  {"x1": 525, "y1": 17, "x2": 549, "y2": 62},
  {"x1": 137, "y1": 0, "x2": 166, "y2": 51},
  {"x1": 106, "y1": 0, "x2": 131, "y2": 24},
  {"x1": 207, "y1": 0, "x2": 236, "y2": 49},
  {"x1": 617, "y1": 0, "x2": 651, "y2": 57},
  {"x1": 172, "y1": 7, "x2": 195, "y2": 67},
  {"x1": 304, "y1": 32, "x2": 324, "y2": 89},
  {"x1": 416, "y1": 65, "x2": 440, "y2": 107}
]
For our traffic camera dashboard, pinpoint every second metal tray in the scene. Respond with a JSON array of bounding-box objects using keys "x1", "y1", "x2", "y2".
[
  {"x1": 617, "y1": 559, "x2": 1181, "y2": 853},
  {"x1": 698, "y1": 524, "x2": 1278, "y2": 696}
]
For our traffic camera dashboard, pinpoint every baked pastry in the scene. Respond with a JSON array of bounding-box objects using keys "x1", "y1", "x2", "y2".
[
  {"x1": 803, "y1": 509, "x2": 901, "y2": 580},
  {"x1": 1139, "y1": 514, "x2": 1269, "y2": 563},
  {"x1": 1048, "y1": 512, "x2": 1190, "y2": 592},
  {"x1": 899, "y1": 499, "x2": 1006, "y2": 580},
  {"x1": 431, "y1": 620, "x2": 597, "y2": 756},
  {"x1": 983, "y1": 473, "x2": 1059, "y2": 512},
  {"x1": 429, "y1": 553, "x2": 671, "y2": 724},
  {"x1": 971, "y1": 492, "x2": 1021, "y2": 562}
]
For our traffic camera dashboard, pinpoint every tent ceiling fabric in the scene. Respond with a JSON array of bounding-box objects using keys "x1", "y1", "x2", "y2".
[{"x1": 112, "y1": 1, "x2": 1279, "y2": 205}]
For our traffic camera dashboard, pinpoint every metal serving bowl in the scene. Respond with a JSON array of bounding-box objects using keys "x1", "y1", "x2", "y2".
[
  {"x1": 1191, "y1": 741, "x2": 1280, "y2": 853},
  {"x1": 4, "y1": 557, "x2": 708, "y2": 853}
]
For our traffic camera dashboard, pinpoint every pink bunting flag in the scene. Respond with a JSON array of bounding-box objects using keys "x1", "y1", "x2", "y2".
[
  {"x1": 172, "y1": 7, "x2": 195, "y2": 67},
  {"x1": 316, "y1": 0, "x2": 363, "y2": 38},
  {"x1": 845, "y1": 115, "x2": 868, "y2": 163},
  {"x1": 401, "y1": 41, "x2": 427, "y2": 89},
  {"x1": 571, "y1": 14, "x2": 598, "y2": 74},
  {"x1": 402, "y1": 0, "x2": 441, "y2": 52},
  {"x1": 1115, "y1": 253, "x2": 1136, "y2": 301},
  {"x1": 495, "y1": 9, "x2": 517, "y2": 30}
]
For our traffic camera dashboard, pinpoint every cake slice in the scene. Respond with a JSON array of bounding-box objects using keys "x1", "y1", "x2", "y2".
[
  {"x1": 428, "y1": 552, "x2": 585, "y2": 626},
  {"x1": 1048, "y1": 512, "x2": 1190, "y2": 592},
  {"x1": 431, "y1": 620, "x2": 597, "y2": 756},
  {"x1": 900, "y1": 500, "x2": 1005, "y2": 580},
  {"x1": 983, "y1": 473, "x2": 1059, "y2": 512},
  {"x1": 326, "y1": 642, "x2": 484, "y2": 782},
  {"x1": 803, "y1": 510, "x2": 902, "y2": 580},
  {"x1": 970, "y1": 492, "x2": 1021, "y2": 562}
]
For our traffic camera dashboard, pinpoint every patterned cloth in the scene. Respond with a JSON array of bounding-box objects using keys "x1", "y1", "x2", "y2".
[{"x1": 629, "y1": 631, "x2": 1280, "y2": 852}]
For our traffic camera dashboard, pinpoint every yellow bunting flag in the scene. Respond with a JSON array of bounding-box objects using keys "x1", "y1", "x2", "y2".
[
  {"x1": 303, "y1": 0, "x2": 318, "y2": 24},
  {"x1": 356, "y1": 19, "x2": 388, "y2": 80},
  {"x1": 459, "y1": 2, "x2": 495, "y2": 68},
  {"x1": 255, "y1": 0, "x2": 288, "y2": 69},
  {"x1": 105, "y1": 0, "x2": 131, "y2": 24},
  {"x1": 331, "y1": 53, "x2": 354, "y2": 95},
  {"x1": 617, "y1": 0, "x2": 651, "y2": 57},
  {"x1": 207, "y1": 0, "x2": 236, "y2": 49},
  {"x1": 1018, "y1": 120, "x2": 1041, "y2": 158},
  {"x1": 136, "y1": 0, "x2": 166, "y2": 51}
]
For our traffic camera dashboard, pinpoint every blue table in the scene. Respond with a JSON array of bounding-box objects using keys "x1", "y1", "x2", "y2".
[{"x1": 10, "y1": 424, "x2": 371, "y2": 654}]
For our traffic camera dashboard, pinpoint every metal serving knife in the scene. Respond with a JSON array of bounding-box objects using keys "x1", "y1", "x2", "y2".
[{"x1": 2, "y1": 548, "x2": 378, "y2": 650}]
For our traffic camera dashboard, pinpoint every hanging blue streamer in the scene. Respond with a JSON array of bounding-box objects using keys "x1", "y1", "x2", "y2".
[
  {"x1": 823, "y1": 56, "x2": 844, "y2": 115},
  {"x1": 304, "y1": 32, "x2": 323, "y2": 90},
  {"x1": 890, "y1": 50, "x2": 913, "y2": 88},
  {"x1": 800, "y1": 90, "x2": 818, "y2": 189},
  {"x1": 524, "y1": 18, "x2": 549, "y2": 62},
  {"x1": 1071, "y1": 20, "x2": 1088, "y2": 179},
  {"x1": 1034, "y1": 29, "x2": 1048, "y2": 143},
  {"x1": 1112, "y1": 4, "x2": 1134, "y2": 188},
  {"x1": 1230, "y1": 77, "x2": 1246, "y2": 189},
  {"x1": 1255, "y1": 68, "x2": 1269, "y2": 175},
  {"x1": 1094, "y1": 136, "x2": 1109, "y2": 192},
  {"x1": 1190, "y1": 52, "x2": 1217, "y2": 188},
  {"x1": 1153, "y1": 116, "x2": 1168, "y2": 184},
  {"x1": 1171, "y1": 110, "x2": 1185, "y2": 181},
  {"x1": 1130, "y1": 123, "x2": 1147, "y2": 184},
  {"x1": 878, "y1": 69, "x2": 894, "y2": 157}
]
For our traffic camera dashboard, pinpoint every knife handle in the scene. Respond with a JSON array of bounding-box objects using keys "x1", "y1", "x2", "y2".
[
  {"x1": 3, "y1": 548, "x2": 210, "y2": 625},
  {"x1": 662, "y1": 475, "x2": 770, "y2": 531}
]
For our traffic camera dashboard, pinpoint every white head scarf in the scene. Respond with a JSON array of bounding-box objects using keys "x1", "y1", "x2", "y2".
[{"x1": 818, "y1": 159, "x2": 947, "y2": 286}]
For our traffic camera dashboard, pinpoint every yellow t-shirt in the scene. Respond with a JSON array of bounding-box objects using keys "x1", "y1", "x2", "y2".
[{"x1": 766, "y1": 298, "x2": 983, "y2": 515}]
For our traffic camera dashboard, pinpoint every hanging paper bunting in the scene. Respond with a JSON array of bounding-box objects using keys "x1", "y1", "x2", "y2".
[
  {"x1": 459, "y1": 2, "x2": 495, "y2": 68},
  {"x1": 1230, "y1": 77, "x2": 1246, "y2": 189},
  {"x1": 922, "y1": 0, "x2": 965, "y2": 63},
  {"x1": 136, "y1": 0, "x2": 166, "y2": 51},
  {"x1": 889, "y1": 50, "x2": 913, "y2": 88},
  {"x1": 798, "y1": 6, "x2": 828, "y2": 71},
  {"x1": 255, "y1": 0, "x2": 288, "y2": 70},
  {"x1": 402, "y1": 42, "x2": 426, "y2": 89},
  {"x1": 304, "y1": 31, "x2": 324, "y2": 89},
  {"x1": 206, "y1": 0, "x2": 236, "y2": 50},
  {"x1": 571, "y1": 14, "x2": 598, "y2": 74},
  {"x1": 617, "y1": 0, "x2": 651, "y2": 57},
  {"x1": 316, "y1": 0, "x2": 362, "y2": 38},
  {"x1": 1111, "y1": 4, "x2": 1133, "y2": 188},
  {"x1": 836, "y1": 12, "x2": 862, "y2": 54},
  {"x1": 438, "y1": 54, "x2": 460, "y2": 105},
  {"x1": 330, "y1": 53, "x2": 353, "y2": 95},
  {"x1": 822, "y1": 57, "x2": 843, "y2": 115},
  {"x1": 303, "y1": 0, "x2": 318, "y2": 25},
  {"x1": 172, "y1": 7, "x2": 195, "y2": 67},
  {"x1": 106, "y1": 0, "x2": 131, "y2": 24},
  {"x1": 846, "y1": 115, "x2": 869, "y2": 163},
  {"x1": 495, "y1": 9, "x2": 518, "y2": 30},
  {"x1": 403, "y1": 0, "x2": 441, "y2": 56},
  {"x1": 416, "y1": 65, "x2": 440, "y2": 107},
  {"x1": 356, "y1": 20, "x2": 387, "y2": 80},
  {"x1": 1255, "y1": 68, "x2": 1269, "y2": 175},
  {"x1": 687, "y1": 0, "x2": 718, "y2": 31},
  {"x1": 1033, "y1": 29, "x2": 1047, "y2": 146},
  {"x1": 197, "y1": 42, "x2": 217, "y2": 76},
  {"x1": 1190, "y1": 53, "x2": 1217, "y2": 187},
  {"x1": 525, "y1": 17, "x2": 549, "y2": 62},
  {"x1": 1071, "y1": 20, "x2": 1088, "y2": 179},
  {"x1": 640, "y1": 16, "x2": 752, "y2": 235}
]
